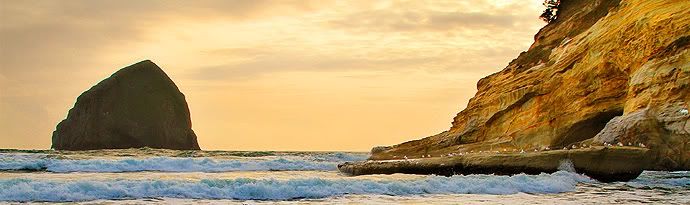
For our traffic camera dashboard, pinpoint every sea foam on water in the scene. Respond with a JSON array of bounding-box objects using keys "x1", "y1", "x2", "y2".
[
  {"x1": 0, "y1": 153, "x2": 367, "y2": 173},
  {"x1": 0, "y1": 171, "x2": 592, "y2": 202}
]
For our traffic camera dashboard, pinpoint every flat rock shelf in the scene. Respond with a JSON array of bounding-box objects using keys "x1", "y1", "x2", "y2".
[{"x1": 339, "y1": 146, "x2": 649, "y2": 182}]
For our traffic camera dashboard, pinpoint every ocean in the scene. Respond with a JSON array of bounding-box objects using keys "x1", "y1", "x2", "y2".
[{"x1": 0, "y1": 148, "x2": 688, "y2": 204}]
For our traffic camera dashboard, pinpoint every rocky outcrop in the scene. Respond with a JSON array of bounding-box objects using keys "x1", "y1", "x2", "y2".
[
  {"x1": 588, "y1": 102, "x2": 690, "y2": 170},
  {"x1": 341, "y1": 0, "x2": 689, "y2": 180},
  {"x1": 52, "y1": 60, "x2": 200, "y2": 150}
]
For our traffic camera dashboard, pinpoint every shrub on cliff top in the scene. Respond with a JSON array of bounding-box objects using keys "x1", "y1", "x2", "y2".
[{"x1": 540, "y1": 0, "x2": 561, "y2": 23}]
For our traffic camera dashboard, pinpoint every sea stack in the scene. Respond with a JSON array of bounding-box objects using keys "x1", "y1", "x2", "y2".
[
  {"x1": 339, "y1": 0, "x2": 689, "y2": 181},
  {"x1": 52, "y1": 60, "x2": 200, "y2": 150}
]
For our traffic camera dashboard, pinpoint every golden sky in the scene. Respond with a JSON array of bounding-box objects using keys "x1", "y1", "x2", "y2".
[{"x1": 0, "y1": 0, "x2": 544, "y2": 151}]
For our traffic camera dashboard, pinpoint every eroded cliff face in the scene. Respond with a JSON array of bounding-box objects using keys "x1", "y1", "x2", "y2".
[
  {"x1": 371, "y1": 0, "x2": 689, "y2": 170},
  {"x1": 52, "y1": 60, "x2": 200, "y2": 150}
]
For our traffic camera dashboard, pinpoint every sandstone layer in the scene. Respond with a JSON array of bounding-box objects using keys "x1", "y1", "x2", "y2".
[
  {"x1": 52, "y1": 60, "x2": 200, "y2": 150},
  {"x1": 341, "y1": 0, "x2": 689, "y2": 180}
]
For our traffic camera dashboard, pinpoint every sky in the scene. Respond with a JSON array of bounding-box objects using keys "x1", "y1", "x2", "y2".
[{"x1": 0, "y1": 0, "x2": 545, "y2": 151}]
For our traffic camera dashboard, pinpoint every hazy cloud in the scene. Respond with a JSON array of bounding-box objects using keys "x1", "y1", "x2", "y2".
[
  {"x1": 327, "y1": 10, "x2": 518, "y2": 32},
  {"x1": 0, "y1": 0, "x2": 334, "y2": 77},
  {"x1": 189, "y1": 50, "x2": 441, "y2": 80},
  {"x1": 0, "y1": 0, "x2": 545, "y2": 150}
]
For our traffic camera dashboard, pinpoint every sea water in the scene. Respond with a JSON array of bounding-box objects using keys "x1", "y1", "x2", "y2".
[{"x1": 0, "y1": 148, "x2": 687, "y2": 204}]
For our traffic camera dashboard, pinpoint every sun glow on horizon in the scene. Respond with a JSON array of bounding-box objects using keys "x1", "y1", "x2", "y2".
[{"x1": 0, "y1": 0, "x2": 545, "y2": 151}]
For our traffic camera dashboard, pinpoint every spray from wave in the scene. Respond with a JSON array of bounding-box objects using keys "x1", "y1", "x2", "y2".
[{"x1": 557, "y1": 159, "x2": 576, "y2": 173}]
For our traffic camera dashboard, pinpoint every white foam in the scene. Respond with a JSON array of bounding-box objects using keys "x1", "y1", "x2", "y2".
[
  {"x1": 0, "y1": 171, "x2": 592, "y2": 202},
  {"x1": 0, "y1": 153, "x2": 367, "y2": 173}
]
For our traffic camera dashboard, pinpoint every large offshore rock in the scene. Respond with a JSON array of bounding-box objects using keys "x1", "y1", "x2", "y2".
[
  {"x1": 52, "y1": 60, "x2": 200, "y2": 150},
  {"x1": 348, "y1": 0, "x2": 690, "y2": 179}
]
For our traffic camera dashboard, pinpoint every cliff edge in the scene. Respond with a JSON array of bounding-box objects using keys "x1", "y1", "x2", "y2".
[{"x1": 340, "y1": 0, "x2": 689, "y2": 181}]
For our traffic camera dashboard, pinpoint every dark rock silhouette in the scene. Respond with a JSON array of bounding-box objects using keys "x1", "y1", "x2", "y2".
[{"x1": 52, "y1": 60, "x2": 200, "y2": 150}]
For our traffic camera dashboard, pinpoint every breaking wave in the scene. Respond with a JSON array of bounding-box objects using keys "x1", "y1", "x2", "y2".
[
  {"x1": 0, "y1": 153, "x2": 367, "y2": 173},
  {"x1": 0, "y1": 171, "x2": 591, "y2": 202}
]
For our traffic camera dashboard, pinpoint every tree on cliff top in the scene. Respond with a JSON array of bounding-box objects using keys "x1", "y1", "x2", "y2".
[{"x1": 540, "y1": 0, "x2": 560, "y2": 23}]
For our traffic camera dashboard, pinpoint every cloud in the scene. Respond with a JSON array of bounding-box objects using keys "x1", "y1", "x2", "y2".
[
  {"x1": 189, "y1": 48, "x2": 441, "y2": 81},
  {"x1": 323, "y1": 0, "x2": 539, "y2": 33},
  {"x1": 187, "y1": 42, "x2": 527, "y2": 83},
  {"x1": 0, "y1": 0, "x2": 335, "y2": 77},
  {"x1": 327, "y1": 10, "x2": 518, "y2": 33}
]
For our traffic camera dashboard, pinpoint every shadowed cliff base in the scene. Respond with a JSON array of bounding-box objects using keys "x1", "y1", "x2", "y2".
[
  {"x1": 52, "y1": 60, "x2": 200, "y2": 150},
  {"x1": 340, "y1": 0, "x2": 690, "y2": 181}
]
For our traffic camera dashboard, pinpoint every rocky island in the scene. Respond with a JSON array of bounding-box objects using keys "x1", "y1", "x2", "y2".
[
  {"x1": 52, "y1": 60, "x2": 200, "y2": 150},
  {"x1": 339, "y1": 0, "x2": 689, "y2": 182}
]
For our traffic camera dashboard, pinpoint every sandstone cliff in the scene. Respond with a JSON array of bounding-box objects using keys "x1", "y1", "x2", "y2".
[
  {"x1": 52, "y1": 60, "x2": 200, "y2": 150},
  {"x1": 368, "y1": 0, "x2": 689, "y2": 171}
]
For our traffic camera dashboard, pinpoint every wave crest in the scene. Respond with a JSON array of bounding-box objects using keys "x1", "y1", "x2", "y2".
[
  {"x1": 0, "y1": 153, "x2": 367, "y2": 173},
  {"x1": 0, "y1": 171, "x2": 591, "y2": 202}
]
